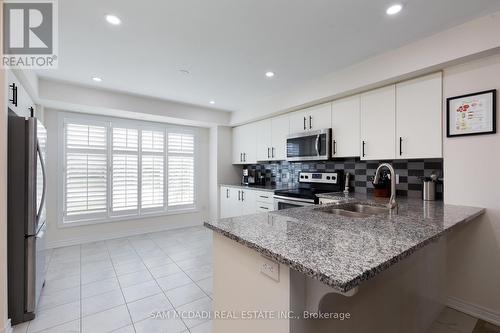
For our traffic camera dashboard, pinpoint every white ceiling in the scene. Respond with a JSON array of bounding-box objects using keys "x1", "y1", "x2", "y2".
[{"x1": 37, "y1": 0, "x2": 500, "y2": 113}]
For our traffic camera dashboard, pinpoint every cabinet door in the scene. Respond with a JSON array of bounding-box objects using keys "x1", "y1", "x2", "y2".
[
  {"x1": 360, "y1": 85, "x2": 396, "y2": 160},
  {"x1": 331, "y1": 95, "x2": 360, "y2": 158},
  {"x1": 308, "y1": 103, "x2": 332, "y2": 131},
  {"x1": 241, "y1": 123, "x2": 257, "y2": 164},
  {"x1": 7, "y1": 71, "x2": 33, "y2": 118},
  {"x1": 232, "y1": 126, "x2": 244, "y2": 164},
  {"x1": 240, "y1": 190, "x2": 256, "y2": 215},
  {"x1": 256, "y1": 119, "x2": 272, "y2": 161},
  {"x1": 396, "y1": 73, "x2": 442, "y2": 159},
  {"x1": 289, "y1": 110, "x2": 309, "y2": 134},
  {"x1": 220, "y1": 187, "x2": 232, "y2": 218},
  {"x1": 271, "y1": 115, "x2": 289, "y2": 160}
]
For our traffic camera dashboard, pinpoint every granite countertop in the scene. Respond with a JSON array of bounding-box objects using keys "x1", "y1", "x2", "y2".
[
  {"x1": 204, "y1": 194, "x2": 484, "y2": 293},
  {"x1": 220, "y1": 183, "x2": 293, "y2": 193}
]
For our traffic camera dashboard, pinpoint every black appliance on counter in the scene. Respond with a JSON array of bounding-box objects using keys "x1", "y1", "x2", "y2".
[
  {"x1": 274, "y1": 171, "x2": 343, "y2": 210},
  {"x1": 7, "y1": 110, "x2": 47, "y2": 324}
]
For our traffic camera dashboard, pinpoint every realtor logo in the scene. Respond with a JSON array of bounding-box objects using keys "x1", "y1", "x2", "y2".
[{"x1": 2, "y1": 0, "x2": 58, "y2": 68}]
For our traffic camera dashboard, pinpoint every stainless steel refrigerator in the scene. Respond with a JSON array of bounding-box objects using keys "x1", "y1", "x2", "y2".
[{"x1": 8, "y1": 110, "x2": 47, "y2": 324}]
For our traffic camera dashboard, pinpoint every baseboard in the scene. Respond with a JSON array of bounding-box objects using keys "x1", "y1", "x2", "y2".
[
  {"x1": 447, "y1": 296, "x2": 500, "y2": 326},
  {"x1": 1, "y1": 319, "x2": 12, "y2": 333},
  {"x1": 46, "y1": 220, "x2": 203, "y2": 248}
]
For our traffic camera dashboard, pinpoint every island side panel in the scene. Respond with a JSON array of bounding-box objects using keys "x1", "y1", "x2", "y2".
[
  {"x1": 213, "y1": 232, "x2": 291, "y2": 333},
  {"x1": 296, "y1": 237, "x2": 447, "y2": 333}
]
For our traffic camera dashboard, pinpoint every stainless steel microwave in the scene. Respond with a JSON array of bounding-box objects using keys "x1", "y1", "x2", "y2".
[{"x1": 286, "y1": 129, "x2": 331, "y2": 161}]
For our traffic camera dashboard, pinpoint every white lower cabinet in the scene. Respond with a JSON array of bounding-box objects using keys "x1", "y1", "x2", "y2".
[{"x1": 220, "y1": 187, "x2": 274, "y2": 218}]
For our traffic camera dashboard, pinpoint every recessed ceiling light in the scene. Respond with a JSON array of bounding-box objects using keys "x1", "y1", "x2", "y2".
[
  {"x1": 265, "y1": 71, "x2": 275, "y2": 78},
  {"x1": 209, "y1": 101, "x2": 215, "y2": 105},
  {"x1": 92, "y1": 76, "x2": 103, "y2": 82},
  {"x1": 105, "y1": 14, "x2": 121, "y2": 25},
  {"x1": 386, "y1": 4, "x2": 403, "y2": 15}
]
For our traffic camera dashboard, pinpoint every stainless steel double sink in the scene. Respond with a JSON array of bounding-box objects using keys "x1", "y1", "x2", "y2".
[{"x1": 315, "y1": 203, "x2": 392, "y2": 218}]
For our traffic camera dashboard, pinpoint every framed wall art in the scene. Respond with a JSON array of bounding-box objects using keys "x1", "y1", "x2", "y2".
[{"x1": 447, "y1": 90, "x2": 496, "y2": 137}]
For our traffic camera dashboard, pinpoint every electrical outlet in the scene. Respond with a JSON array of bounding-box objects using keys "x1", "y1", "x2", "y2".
[{"x1": 260, "y1": 256, "x2": 279, "y2": 282}]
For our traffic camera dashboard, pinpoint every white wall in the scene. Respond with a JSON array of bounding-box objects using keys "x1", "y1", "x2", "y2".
[
  {"x1": 39, "y1": 79, "x2": 231, "y2": 127},
  {"x1": 443, "y1": 53, "x2": 500, "y2": 317},
  {"x1": 44, "y1": 108, "x2": 211, "y2": 248},
  {"x1": 0, "y1": 67, "x2": 10, "y2": 332},
  {"x1": 231, "y1": 10, "x2": 500, "y2": 125},
  {"x1": 208, "y1": 126, "x2": 240, "y2": 219}
]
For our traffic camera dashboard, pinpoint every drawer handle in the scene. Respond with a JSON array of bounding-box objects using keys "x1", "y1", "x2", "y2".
[
  {"x1": 259, "y1": 195, "x2": 269, "y2": 199},
  {"x1": 260, "y1": 206, "x2": 269, "y2": 210}
]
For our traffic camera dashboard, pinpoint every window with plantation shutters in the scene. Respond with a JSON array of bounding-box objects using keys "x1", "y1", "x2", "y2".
[
  {"x1": 141, "y1": 130, "x2": 164, "y2": 210},
  {"x1": 61, "y1": 117, "x2": 197, "y2": 225},
  {"x1": 112, "y1": 128, "x2": 139, "y2": 213},
  {"x1": 64, "y1": 123, "x2": 108, "y2": 221},
  {"x1": 167, "y1": 132, "x2": 195, "y2": 207}
]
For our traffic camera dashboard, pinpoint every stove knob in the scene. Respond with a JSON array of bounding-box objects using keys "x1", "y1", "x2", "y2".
[{"x1": 326, "y1": 176, "x2": 331, "y2": 180}]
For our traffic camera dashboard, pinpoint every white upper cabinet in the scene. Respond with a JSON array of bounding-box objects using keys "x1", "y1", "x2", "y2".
[
  {"x1": 232, "y1": 123, "x2": 257, "y2": 164},
  {"x1": 331, "y1": 95, "x2": 360, "y2": 158},
  {"x1": 360, "y1": 85, "x2": 396, "y2": 160},
  {"x1": 256, "y1": 119, "x2": 272, "y2": 161},
  {"x1": 7, "y1": 71, "x2": 34, "y2": 118},
  {"x1": 270, "y1": 115, "x2": 289, "y2": 161},
  {"x1": 289, "y1": 103, "x2": 331, "y2": 134},
  {"x1": 255, "y1": 115, "x2": 289, "y2": 162},
  {"x1": 396, "y1": 72, "x2": 442, "y2": 159}
]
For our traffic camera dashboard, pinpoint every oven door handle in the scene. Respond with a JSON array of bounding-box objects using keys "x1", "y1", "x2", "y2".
[{"x1": 273, "y1": 195, "x2": 315, "y2": 204}]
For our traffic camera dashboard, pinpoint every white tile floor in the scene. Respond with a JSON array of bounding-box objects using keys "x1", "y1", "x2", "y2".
[{"x1": 13, "y1": 226, "x2": 213, "y2": 333}]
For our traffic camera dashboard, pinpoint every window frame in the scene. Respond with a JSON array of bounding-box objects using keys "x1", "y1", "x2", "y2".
[{"x1": 58, "y1": 113, "x2": 199, "y2": 228}]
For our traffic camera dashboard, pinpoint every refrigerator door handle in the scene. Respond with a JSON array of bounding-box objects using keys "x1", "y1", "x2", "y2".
[{"x1": 36, "y1": 140, "x2": 46, "y2": 226}]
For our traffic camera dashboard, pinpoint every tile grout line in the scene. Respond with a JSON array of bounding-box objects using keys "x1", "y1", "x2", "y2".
[{"x1": 104, "y1": 239, "x2": 138, "y2": 333}]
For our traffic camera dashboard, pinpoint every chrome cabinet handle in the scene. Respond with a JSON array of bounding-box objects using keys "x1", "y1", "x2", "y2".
[
  {"x1": 9, "y1": 83, "x2": 18, "y2": 107},
  {"x1": 333, "y1": 140, "x2": 337, "y2": 155},
  {"x1": 241, "y1": 191, "x2": 244, "y2": 201},
  {"x1": 309, "y1": 116, "x2": 312, "y2": 129},
  {"x1": 243, "y1": 153, "x2": 246, "y2": 162},
  {"x1": 268, "y1": 147, "x2": 270, "y2": 158},
  {"x1": 238, "y1": 190, "x2": 241, "y2": 201},
  {"x1": 303, "y1": 117, "x2": 306, "y2": 130},
  {"x1": 399, "y1": 137, "x2": 403, "y2": 156},
  {"x1": 271, "y1": 147, "x2": 275, "y2": 158},
  {"x1": 362, "y1": 141, "x2": 366, "y2": 157},
  {"x1": 260, "y1": 206, "x2": 269, "y2": 210},
  {"x1": 226, "y1": 188, "x2": 229, "y2": 198}
]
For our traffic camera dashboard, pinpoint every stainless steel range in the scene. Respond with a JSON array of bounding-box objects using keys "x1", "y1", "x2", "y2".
[{"x1": 274, "y1": 171, "x2": 344, "y2": 210}]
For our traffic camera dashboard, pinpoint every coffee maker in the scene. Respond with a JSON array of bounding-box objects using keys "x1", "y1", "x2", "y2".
[{"x1": 242, "y1": 168, "x2": 256, "y2": 185}]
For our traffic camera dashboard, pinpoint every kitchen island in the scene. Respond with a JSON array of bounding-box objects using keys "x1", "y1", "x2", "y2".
[{"x1": 204, "y1": 193, "x2": 484, "y2": 333}]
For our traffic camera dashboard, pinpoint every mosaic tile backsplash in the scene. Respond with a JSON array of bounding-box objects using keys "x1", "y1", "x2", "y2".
[{"x1": 246, "y1": 158, "x2": 444, "y2": 199}]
